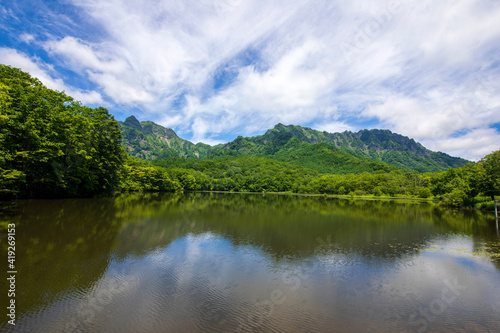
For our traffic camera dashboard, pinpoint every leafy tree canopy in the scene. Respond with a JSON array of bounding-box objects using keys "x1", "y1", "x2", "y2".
[
  {"x1": 0, "y1": 64, "x2": 125, "y2": 198},
  {"x1": 477, "y1": 150, "x2": 500, "y2": 200}
]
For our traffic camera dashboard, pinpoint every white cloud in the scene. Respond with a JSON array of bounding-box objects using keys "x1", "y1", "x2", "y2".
[
  {"x1": 313, "y1": 121, "x2": 354, "y2": 134},
  {"x1": 0, "y1": 47, "x2": 104, "y2": 104},
  {"x1": 58, "y1": 0, "x2": 303, "y2": 110},
  {"x1": 4, "y1": 0, "x2": 500, "y2": 159},
  {"x1": 238, "y1": 41, "x2": 334, "y2": 110},
  {"x1": 422, "y1": 128, "x2": 500, "y2": 162},
  {"x1": 44, "y1": 37, "x2": 128, "y2": 74},
  {"x1": 87, "y1": 71, "x2": 154, "y2": 104},
  {"x1": 43, "y1": 37, "x2": 154, "y2": 104},
  {"x1": 19, "y1": 33, "x2": 35, "y2": 43},
  {"x1": 363, "y1": 83, "x2": 500, "y2": 160}
]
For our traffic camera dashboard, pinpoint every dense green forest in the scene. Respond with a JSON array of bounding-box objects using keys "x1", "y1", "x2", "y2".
[
  {"x1": 1, "y1": 64, "x2": 499, "y2": 209},
  {"x1": 0, "y1": 65, "x2": 124, "y2": 198},
  {"x1": 147, "y1": 153, "x2": 498, "y2": 209}
]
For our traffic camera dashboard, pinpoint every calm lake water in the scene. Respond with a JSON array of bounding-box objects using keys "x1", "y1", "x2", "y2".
[{"x1": 1, "y1": 193, "x2": 500, "y2": 332}]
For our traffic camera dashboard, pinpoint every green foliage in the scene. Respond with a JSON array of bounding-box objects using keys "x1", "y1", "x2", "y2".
[
  {"x1": 373, "y1": 187, "x2": 382, "y2": 196},
  {"x1": 417, "y1": 187, "x2": 432, "y2": 199},
  {"x1": 0, "y1": 168, "x2": 25, "y2": 197},
  {"x1": 150, "y1": 156, "x2": 431, "y2": 198},
  {"x1": 477, "y1": 150, "x2": 500, "y2": 200},
  {"x1": 426, "y1": 154, "x2": 500, "y2": 207},
  {"x1": 119, "y1": 157, "x2": 181, "y2": 192},
  {"x1": 144, "y1": 149, "x2": 499, "y2": 210},
  {"x1": 153, "y1": 156, "x2": 320, "y2": 193},
  {"x1": 0, "y1": 64, "x2": 125, "y2": 198},
  {"x1": 440, "y1": 188, "x2": 468, "y2": 207}
]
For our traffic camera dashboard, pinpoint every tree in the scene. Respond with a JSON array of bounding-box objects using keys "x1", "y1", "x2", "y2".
[
  {"x1": 478, "y1": 150, "x2": 500, "y2": 200},
  {"x1": 417, "y1": 187, "x2": 432, "y2": 199},
  {"x1": 441, "y1": 188, "x2": 468, "y2": 207}
]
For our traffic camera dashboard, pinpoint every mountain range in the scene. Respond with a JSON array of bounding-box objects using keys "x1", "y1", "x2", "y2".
[{"x1": 119, "y1": 116, "x2": 470, "y2": 174}]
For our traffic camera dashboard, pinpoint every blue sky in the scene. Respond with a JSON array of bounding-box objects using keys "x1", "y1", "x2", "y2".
[{"x1": 1, "y1": 0, "x2": 499, "y2": 160}]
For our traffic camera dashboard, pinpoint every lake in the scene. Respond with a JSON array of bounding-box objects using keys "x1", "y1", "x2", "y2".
[{"x1": 1, "y1": 192, "x2": 499, "y2": 332}]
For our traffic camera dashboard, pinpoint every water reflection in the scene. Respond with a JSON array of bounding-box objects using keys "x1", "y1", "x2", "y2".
[{"x1": 0, "y1": 193, "x2": 499, "y2": 332}]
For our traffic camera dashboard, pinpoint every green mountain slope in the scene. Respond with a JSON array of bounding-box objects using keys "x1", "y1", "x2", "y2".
[
  {"x1": 208, "y1": 135, "x2": 396, "y2": 174},
  {"x1": 119, "y1": 116, "x2": 211, "y2": 160},
  {"x1": 119, "y1": 116, "x2": 470, "y2": 173},
  {"x1": 271, "y1": 139, "x2": 396, "y2": 174},
  {"x1": 209, "y1": 124, "x2": 469, "y2": 173},
  {"x1": 326, "y1": 128, "x2": 469, "y2": 172}
]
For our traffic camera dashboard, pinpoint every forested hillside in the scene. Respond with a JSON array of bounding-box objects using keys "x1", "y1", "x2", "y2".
[
  {"x1": 207, "y1": 135, "x2": 397, "y2": 174},
  {"x1": 119, "y1": 116, "x2": 211, "y2": 160},
  {"x1": 211, "y1": 123, "x2": 470, "y2": 172}
]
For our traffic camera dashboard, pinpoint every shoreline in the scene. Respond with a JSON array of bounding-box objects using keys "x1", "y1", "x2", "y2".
[{"x1": 195, "y1": 190, "x2": 438, "y2": 203}]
